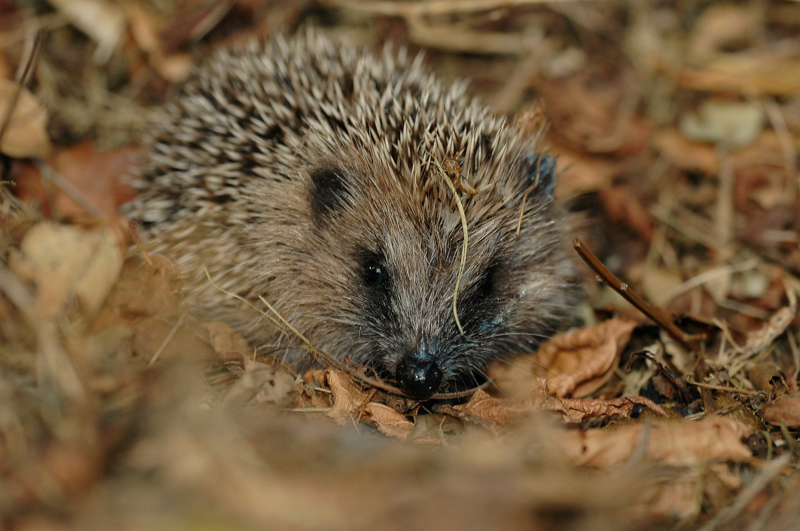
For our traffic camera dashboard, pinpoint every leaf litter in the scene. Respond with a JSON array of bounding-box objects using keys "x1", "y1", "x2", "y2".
[{"x1": 2, "y1": 1, "x2": 800, "y2": 529}]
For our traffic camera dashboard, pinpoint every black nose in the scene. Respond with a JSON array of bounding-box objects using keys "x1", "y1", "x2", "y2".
[{"x1": 395, "y1": 355, "x2": 443, "y2": 400}]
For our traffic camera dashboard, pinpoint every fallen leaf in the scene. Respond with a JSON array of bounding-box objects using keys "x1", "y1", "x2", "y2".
[
  {"x1": 451, "y1": 389, "x2": 539, "y2": 427},
  {"x1": 599, "y1": 186, "x2": 656, "y2": 243},
  {"x1": 204, "y1": 320, "x2": 252, "y2": 358},
  {"x1": 48, "y1": 0, "x2": 126, "y2": 63},
  {"x1": 47, "y1": 143, "x2": 139, "y2": 219},
  {"x1": 325, "y1": 369, "x2": 369, "y2": 426},
  {"x1": 688, "y1": 5, "x2": 759, "y2": 64},
  {"x1": 0, "y1": 79, "x2": 51, "y2": 158},
  {"x1": 542, "y1": 394, "x2": 670, "y2": 424},
  {"x1": 741, "y1": 298, "x2": 797, "y2": 357},
  {"x1": 680, "y1": 99, "x2": 765, "y2": 148},
  {"x1": 539, "y1": 318, "x2": 638, "y2": 398},
  {"x1": 223, "y1": 359, "x2": 296, "y2": 409},
  {"x1": 761, "y1": 394, "x2": 800, "y2": 428},
  {"x1": 748, "y1": 363, "x2": 785, "y2": 395},
  {"x1": 365, "y1": 402, "x2": 414, "y2": 440},
  {"x1": 558, "y1": 416, "x2": 754, "y2": 468},
  {"x1": 9, "y1": 222, "x2": 123, "y2": 318}
]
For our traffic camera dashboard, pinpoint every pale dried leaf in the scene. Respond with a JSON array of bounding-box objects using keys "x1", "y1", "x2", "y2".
[
  {"x1": 741, "y1": 299, "x2": 797, "y2": 356},
  {"x1": 680, "y1": 99, "x2": 765, "y2": 148},
  {"x1": 48, "y1": 0, "x2": 126, "y2": 63},
  {"x1": 9, "y1": 222, "x2": 123, "y2": 318},
  {"x1": 0, "y1": 79, "x2": 51, "y2": 158}
]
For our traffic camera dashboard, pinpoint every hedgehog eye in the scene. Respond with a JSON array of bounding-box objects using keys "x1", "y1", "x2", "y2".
[
  {"x1": 475, "y1": 264, "x2": 496, "y2": 299},
  {"x1": 364, "y1": 260, "x2": 387, "y2": 286}
]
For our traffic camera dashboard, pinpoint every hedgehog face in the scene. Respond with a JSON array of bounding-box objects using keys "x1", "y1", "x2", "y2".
[{"x1": 302, "y1": 154, "x2": 571, "y2": 400}]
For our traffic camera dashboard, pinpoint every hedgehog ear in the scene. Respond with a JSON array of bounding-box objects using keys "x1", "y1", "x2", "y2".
[
  {"x1": 524, "y1": 153, "x2": 557, "y2": 198},
  {"x1": 309, "y1": 165, "x2": 353, "y2": 225}
]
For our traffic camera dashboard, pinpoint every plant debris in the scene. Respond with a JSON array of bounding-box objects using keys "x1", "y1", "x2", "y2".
[{"x1": 2, "y1": 1, "x2": 800, "y2": 529}]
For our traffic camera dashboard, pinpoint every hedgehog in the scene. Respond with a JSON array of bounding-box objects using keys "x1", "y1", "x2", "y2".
[{"x1": 123, "y1": 29, "x2": 577, "y2": 400}]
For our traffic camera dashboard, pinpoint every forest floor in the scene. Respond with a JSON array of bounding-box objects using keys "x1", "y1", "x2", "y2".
[{"x1": 2, "y1": 1, "x2": 800, "y2": 529}]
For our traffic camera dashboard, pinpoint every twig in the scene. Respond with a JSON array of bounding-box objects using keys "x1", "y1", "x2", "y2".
[
  {"x1": 321, "y1": 0, "x2": 607, "y2": 18},
  {"x1": 0, "y1": 30, "x2": 43, "y2": 148},
  {"x1": 129, "y1": 220, "x2": 153, "y2": 267},
  {"x1": 573, "y1": 238, "x2": 705, "y2": 351},
  {"x1": 684, "y1": 376, "x2": 758, "y2": 396}
]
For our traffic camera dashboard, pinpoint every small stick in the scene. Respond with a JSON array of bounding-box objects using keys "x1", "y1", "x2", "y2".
[
  {"x1": 129, "y1": 220, "x2": 153, "y2": 266},
  {"x1": 573, "y1": 238, "x2": 704, "y2": 352},
  {"x1": 0, "y1": 30, "x2": 43, "y2": 148}
]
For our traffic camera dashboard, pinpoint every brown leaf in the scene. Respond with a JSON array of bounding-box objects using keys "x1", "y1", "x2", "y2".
[
  {"x1": 539, "y1": 318, "x2": 638, "y2": 398},
  {"x1": 491, "y1": 318, "x2": 637, "y2": 400},
  {"x1": 0, "y1": 79, "x2": 51, "y2": 158},
  {"x1": 599, "y1": 186, "x2": 656, "y2": 243},
  {"x1": 761, "y1": 394, "x2": 800, "y2": 428},
  {"x1": 542, "y1": 395, "x2": 670, "y2": 424},
  {"x1": 224, "y1": 359, "x2": 297, "y2": 409},
  {"x1": 325, "y1": 369, "x2": 369, "y2": 426},
  {"x1": 47, "y1": 142, "x2": 140, "y2": 220},
  {"x1": 452, "y1": 389, "x2": 539, "y2": 427},
  {"x1": 558, "y1": 416, "x2": 754, "y2": 468},
  {"x1": 748, "y1": 363, "x2": 785, "y2": 395},
  {"x1": 364, "y1": 402, "x2": 414, "y2": 440},
  {"x1": 653, "y1": 129, "x2": 718, "y2": 174}
]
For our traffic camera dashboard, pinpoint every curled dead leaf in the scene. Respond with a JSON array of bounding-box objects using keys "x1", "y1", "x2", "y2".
[{"x1": 510, "y1": 319, "x2": 636, "y2": 397}]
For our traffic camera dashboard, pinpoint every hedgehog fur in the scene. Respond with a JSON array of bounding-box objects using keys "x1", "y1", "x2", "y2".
[{"x1": 123, "y1": 29, "x2": 576, "y2": 399}]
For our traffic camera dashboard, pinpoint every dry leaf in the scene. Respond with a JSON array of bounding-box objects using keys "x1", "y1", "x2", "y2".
[
  {"x1": 224, "y1": 359, "x2": 296, "y2": 409},
  {"x1": 365, "y1": 402, "x2": 414, "y2": 440},
  {"x1": 740, "y1": 298, "x2": 797, "y2": 357},
  {"x1": 680, "y1": 99, "x2": 765, "y2": 148},
  {"x1": 204, "y1": 320, "x2": 252, "y2": 357},
  {"x1": 688, "y1": 5, "x2": 759, "y2": 64},
  {"x1": 452, "y1": 389, "x2": 539, "y2": 427},
  {"x1": 761, "y1": 394, "x2": 800, "y2": 428},
  {"x1": 48, "y1": 0, "x2": 126, "y2": 63},
  {"x1": 0, "y1": 79, "x2": 51, "y2": 158},
  {"x1": 9, "y1": 222, "x2": 123, "y2": 318},
  {"x1": 540, "y1": 318, "x2": 638, "y2": 398},
  {"x1": 491, "y1": 318, "x2": 637, "y2": 399},
  {"x1": 748, "y1": 363, "x2": 785, "y2": 395},
  {"x1": 325, "y1": 369, "x2": 369, "y2": 426},
  {"x1": 542, "y1": 394, "x2": 670, "y2": 424},
  {"x1": 558, "y1": 416, "x2": 754, "y2": 468},
  {"x1": 126, "y1": 3, "x2": 193, "y2": 82}
]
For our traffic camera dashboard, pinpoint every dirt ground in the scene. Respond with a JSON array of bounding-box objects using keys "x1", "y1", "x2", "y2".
[{"x1": 2, "y1": 1, "x2": 800, "y2": 529}]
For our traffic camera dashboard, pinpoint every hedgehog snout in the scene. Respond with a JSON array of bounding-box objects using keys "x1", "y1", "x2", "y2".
[{"x1": 395, "y1": 347, "x2": 444, "y2": 401}]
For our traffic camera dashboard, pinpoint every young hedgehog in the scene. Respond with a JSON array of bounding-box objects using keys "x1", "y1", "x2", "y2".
[{"x1": 124, "y1": 30, "x2": 576, "y2": 400}]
